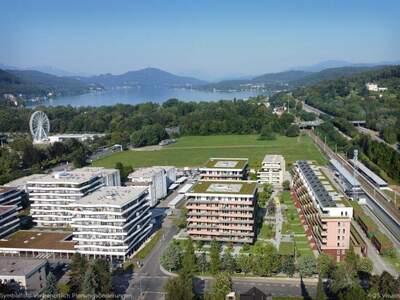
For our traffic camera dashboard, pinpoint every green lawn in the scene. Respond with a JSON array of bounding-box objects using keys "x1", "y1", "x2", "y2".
[
  {"x1": 133, "y1": 230, "x2": 162, "y2": 260},
  {"x1": 93, "y1": 134, "x2": 326, "y2": 169},
  {"x1": 259, "y1": 223, "x2": 275, "y2": 239}
]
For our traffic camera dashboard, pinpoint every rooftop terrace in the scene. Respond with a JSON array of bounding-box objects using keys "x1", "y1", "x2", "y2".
[
  {"x1": 203, "y1": 158, "x2": 248, "y2": 170},
  {"x1": 75, "y1": 186, "x2": 147, "y2": 207},
  {"x1": 188, "y1": 180, "x2": 257, "y2": 195},
  {"x1": 27, "y1": 170, "x2": 99, "y2": 185}
]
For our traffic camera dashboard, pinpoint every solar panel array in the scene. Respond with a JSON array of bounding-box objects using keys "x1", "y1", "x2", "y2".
[{"x1": 297, "y1": 160, "x2": 335, "y2": 208}]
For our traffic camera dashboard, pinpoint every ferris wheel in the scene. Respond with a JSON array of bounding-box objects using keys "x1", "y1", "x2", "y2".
[{"x1": 29, "y1": 111, "x2": 50, "y2": 142}]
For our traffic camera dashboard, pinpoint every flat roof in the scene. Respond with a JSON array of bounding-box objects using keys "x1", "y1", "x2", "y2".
[
  {"x1": 5, "y1": 174, "x2": 47, "y2": 189},
  {"x1": 128, "y1": 167, "x2": 164, "y2": 179},
  {"x1": 350, "y1": 159, "x2": 387, "y2": 186},
  {"x1": 297, "y1": 161, "x2": 335, "y2": 208},
  {"x1": 169, "y1": 194, "x2": 185, "y2": 207},
  {"x1": 188, "y1": 180, "x2": 257, "y2": 195},
  {"x1": 75, "y1": 186, "x2": 147, "y2": 207},
  {"x1": 262, "y1": 154, "x2": 284, "y2": 164},
  {"x1": 27, "y1": 170, "x2": 99, "y2": 185},
  {"x1": 330, "y1": 159, "x2": 360, "y2": 187},
  {"x1": 0, "y1": 230, "x2": 75, "y2": 251},
  {"x1": 0, "y1": 257, "x2": 47, "y2": 276},
  {"x1": 78, "y1": 167, "x2": 119, "y2": 176},
  {"x1": 203, "y1": 158, "x2": 248, "y2": 170}
]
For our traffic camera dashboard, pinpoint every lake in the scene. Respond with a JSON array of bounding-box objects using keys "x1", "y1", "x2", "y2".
[{"x1": 33, "y1": 87, "x2": 261, "y2": 107}]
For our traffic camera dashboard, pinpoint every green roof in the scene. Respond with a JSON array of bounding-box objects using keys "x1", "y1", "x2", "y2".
[
  {"x1": 279, "y1": 241, "x2": 295, "y2": 256},
  {"x1": 188, "y1": 180, "x2": 257, "y2": 195},
  {"x1": 359, "y1": 214, "x2": 378, "y2": 231},
  {"x1": 373, "y1": 231, "x2": 393, "y2": 247},
  {"x1": 203, "y1": 158, "x2": 248, "y2": 170}
]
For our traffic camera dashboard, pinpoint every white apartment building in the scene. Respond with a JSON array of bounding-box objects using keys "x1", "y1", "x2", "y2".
[
  {"x1": 79, "y1": 167, "x2": 121, "y2": 186},
  {"x1": 72, "y1": 186, "x2": 152, "y2": 260},
  {"x1": 27, "y1": 170, "x2": 104, "y2": 227},
  {"x1": 154, "y1": 166, "x2": 177, "y2": 187},
  {"x1": 257, "y1": 155, "x2": 285, "y2": 186},
  {"x1": 127, "y1": 167, "x2": 167, "y2": 207},
  {"x1": 365, "y1": 82, "x2": 387, "y2": 92},
  {"x1": 0, "y1": 186, "x2": 24, "y2": 210},
  {"x1": 0, "y1": 257, "x2": 47, "y2": 295},
  {"x1": 199, "y1": 158, "x2": 249, "y2": 181},
  {"x1": 0, "y1": 206, "x2": 19, "y2": 239}
]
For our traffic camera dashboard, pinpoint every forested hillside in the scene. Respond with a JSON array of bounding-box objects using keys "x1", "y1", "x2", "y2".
[
  {"x1": 0, "y1": 69, "x2": 102, "y2": 100},
  {"x1": 294, "y1": 66, "x2": 400, "y2": 143}
]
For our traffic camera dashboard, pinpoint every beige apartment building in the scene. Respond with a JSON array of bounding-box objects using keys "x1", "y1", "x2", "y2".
[
  {"x1": 199, "y1": 158, "x2": 249, "y2": 181},
  {"x1": 292, "y1": 160, "x2": 353, "y2": 261},
  {"x1": 186, "y1": 180, "x2": 257, "y2": 244},
  {"x1": 257, "y1": 154, "x2": 285, "y2": 186}
]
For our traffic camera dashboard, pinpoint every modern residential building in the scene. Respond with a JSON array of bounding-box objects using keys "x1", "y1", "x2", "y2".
[
  {"x1": 0, "y1": 186, "x2": 24, "y2": 209},
  {"x1": 79, "y1": 167, "x2": 121, "y2": 186},
  {"x1": 292, "y1": 161, "x2": 353, "y2": 261},
  {"x1": 0, "y1": 205, "x2": 19, "y2": 239},
  {"x1": 199, "y1": 158, "x2": 249, "y2": 181},
  {"x1": 0, "y1": 257, "x2": 47, "y2": 295},
  {"x1": 127, "y1": 167, "x2": 167, "y2": 207},
  {"x1": 186, "y1": 180, "x2": 257, "y2": 244},
  {"x1": 154, "y1": 166, "x2": 177, "y2": 187},
  {"x1": 71, "y1": 186, "x2": 152, "y2": 260},
  {"x1": 257, "y1": 154, "x2": 285, "y2": 186},
  {"x1": 27, "y1": 170, "x2": 104, "y2": 227}
]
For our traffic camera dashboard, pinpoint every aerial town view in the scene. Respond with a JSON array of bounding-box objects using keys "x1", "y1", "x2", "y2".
[{"x1": 0, "y1": 1, "x2": 399, "y2": 299}]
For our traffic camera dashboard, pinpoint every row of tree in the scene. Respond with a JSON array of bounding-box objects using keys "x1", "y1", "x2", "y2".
[{"x1": 161, "y1": 239, "x2": 316, "y2": 278}]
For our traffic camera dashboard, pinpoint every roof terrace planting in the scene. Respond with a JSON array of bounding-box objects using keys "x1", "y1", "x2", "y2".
[
  {"x1": 188, "y1": 180, "x2": 257, "y2": 195},
  {"x1": 203, "y1": 158, "x2": 248, "y2": 170}
]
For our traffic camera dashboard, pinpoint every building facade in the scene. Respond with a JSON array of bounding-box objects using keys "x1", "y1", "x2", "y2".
[
  {"x1": 199, "y1": 158, "x2": 249, "y2": 181},
  {"x1": 79, "y1": 167, "x2": 121, "y2": 187},
  {"x1": 72, "y1": 186, "x2": 152, "y2": 260},
  {"x1": 0, "y1": 257, "x2": 47, "y2": 295},
  {"x1": 127, "y1": 167, "x2": 167, "y2": 207},
  {"x1": 186, "y1": 180, "x2": 257, "y2": 244},
  {"x1": 0, "y1": 186, "x2": 24, "y2": 210},
  {"x1": 257, "y1": 155, "x2": 285, "y2": 186},
  {"x1": 292, "y1": 161, "x2": 353, "y2": 261},
  {"x1": 28, "y1": 170, "x2": 104, "y2": 227},
  {"x1": 0, "y1": 206, "x2": 19, "y2": 239}
]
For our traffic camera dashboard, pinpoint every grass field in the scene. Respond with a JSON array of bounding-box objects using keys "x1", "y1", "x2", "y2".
[
  {"x1": 93, "y1": 134, "x2": 326, "y2": 169},
  {"x1": 281, "y1": 191, "x2": 314, "y2": 257}
]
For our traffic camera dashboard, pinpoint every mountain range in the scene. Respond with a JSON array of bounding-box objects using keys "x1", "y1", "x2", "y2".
[{"x1": 1, "y1": 59, "x2": 399, "y2": 100}]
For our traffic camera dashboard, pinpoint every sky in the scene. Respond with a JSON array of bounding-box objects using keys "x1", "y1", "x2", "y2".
[{"x1": 0, "y1": 0, "x2": 399, "y2": 80}]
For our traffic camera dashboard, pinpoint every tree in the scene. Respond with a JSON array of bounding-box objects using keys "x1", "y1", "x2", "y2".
[
  {"x1": 338, "y1": 283, "x2": 366, "y2": 300},
  {"x1": 236, "y1": 254, "x2": 252, "y2": 275},
  {"x1": 69, "y1": 253, "x2": 87, "y2": 294},
  {"x1": 81, "y1": 263, "x2": 99, "y2": 300},
  {"x1": 329, "y1": 262, "x2": 357, "y2": 295},
  {"x1": 251, "y1": 242, "x2": 278, "y2": 276},
  {"x1": 281, "y1": 255, "x2": 295, "y2": 277},
  {"x1": 282, "y1": 180, "x2": 290, "y2": 190},
  {"x1": 315, "y1": 276, "x2": 328, "y2": 300},
  {"x1": 297, "y1": 255, "x2": 316, "y2": 277},
  {"x1": 221, "y1": 245, "x2": 236, "y2": 274},
  {"x1": 197, "y1": 252, "x2": 209, "y2": 274},
  {"x1": 93, "y1": 259, "x2": 113, "y2": 296},
  {"x1": 41, "y1": 272, "x2": 59, "y2": 300},
  {"x1": 205, "y1": 272, "x2": 232, "y2": 300},
  {"x1": 285, "y1": 125, "x2": 300, "y2": 137},
  {"x1": 164, "y1": 276, "x2": 193, "y2": 300},
  {"x1": 114, "y1": 162, "x2": 133, "y2": 184},
  {"x1": 182, "y1": 238, "x2": 197, "y2": 276},
  {"x1": 358, "y1": 257, "x2": 373, "y2": 274},
  {"x1": 160, "y1": 240, "x2": 183, "y2": 271},
  {"x1": 210, "y1": 240, "x2": 222, "y2": 275},
  {"x1": 378, "y1": 271, "x2": 398, "y2": 297},
  {"x1": 317, "y1": 253, "x2": 335, "y2": 278},
  {"x1": 70, "y1": 147, "x2": 87, "y2": 168}
]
